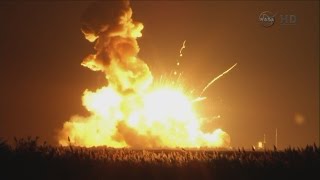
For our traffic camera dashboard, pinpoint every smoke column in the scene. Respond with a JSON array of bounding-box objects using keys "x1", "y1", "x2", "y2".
[{"x1": 80, "y1": 0, "x2": 152, "y2": 93}]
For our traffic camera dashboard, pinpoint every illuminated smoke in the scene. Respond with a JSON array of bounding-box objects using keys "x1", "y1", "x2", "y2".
[
  {"x1": 80, "y1": 0, "x2": 152, "y2": 93},
  {"x1": 58, "y1": 0, "x2": 231, "y2": 148}
]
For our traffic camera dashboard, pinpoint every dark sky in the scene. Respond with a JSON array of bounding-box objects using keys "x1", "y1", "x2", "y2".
[{"x1": 0, "y1": 1, "x2": 319, "y2": 149}]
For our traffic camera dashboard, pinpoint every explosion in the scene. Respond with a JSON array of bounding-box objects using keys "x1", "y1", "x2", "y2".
[{"x1": 58, "y1": 1, "x2": 235, "y2": 148}]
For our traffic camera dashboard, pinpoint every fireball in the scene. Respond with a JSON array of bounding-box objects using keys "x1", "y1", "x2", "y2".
[{"x1": 58, "y1": 1, "x2": 233, "y2": 148}]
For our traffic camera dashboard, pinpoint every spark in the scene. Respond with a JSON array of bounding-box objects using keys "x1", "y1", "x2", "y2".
[
  {"x1": 200, "y1": 115, "x2": 221, "y2": 121},
  {"x1": 175, "y1": 40, "x2": 186, "y2": 76}
]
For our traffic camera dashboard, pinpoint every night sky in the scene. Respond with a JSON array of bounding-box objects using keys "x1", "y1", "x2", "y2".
[{"x1": 0, "y1": 1, "x2": 319, "y2": 149}]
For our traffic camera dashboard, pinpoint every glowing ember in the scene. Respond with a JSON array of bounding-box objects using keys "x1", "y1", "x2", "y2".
[{"x1": 58, "y1": 1, "x2": 233, "y2": 148}]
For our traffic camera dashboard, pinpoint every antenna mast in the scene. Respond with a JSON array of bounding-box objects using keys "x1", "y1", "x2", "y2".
[
  {"x1": 263, "y1": 134, "x2": 266, "y2": 149},
  {"x1": 275, "y1": 128, "x2": 278, "y2": 149}
]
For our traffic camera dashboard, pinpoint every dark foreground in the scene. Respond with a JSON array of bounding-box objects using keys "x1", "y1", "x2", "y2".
[{"x1": 1, "y1": 138, "x2": 319, "y2": 180}]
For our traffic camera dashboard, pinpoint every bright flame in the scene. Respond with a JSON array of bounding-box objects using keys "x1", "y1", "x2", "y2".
[
  {"x1": 58, "y1": 1, "x2": 231, "y2": 148},
  {"x1": 59, "y1": 84, "x2": 230, "y2": 148}
]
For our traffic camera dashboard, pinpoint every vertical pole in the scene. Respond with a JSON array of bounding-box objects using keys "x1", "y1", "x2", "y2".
[
  {"x1": 275, "y1": 128, "x2": 278, "y2": 149},
  {"x1": 263, "y1": 134, "x2": 266, "y2": 149}
]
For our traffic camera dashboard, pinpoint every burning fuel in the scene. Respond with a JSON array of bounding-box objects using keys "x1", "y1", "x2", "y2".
[{"x1": 58, "y1": 0, "x2": 235, "y2": 148}]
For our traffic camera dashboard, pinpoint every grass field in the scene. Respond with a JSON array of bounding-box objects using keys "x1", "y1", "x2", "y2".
[{"x1": 1, "y1": 137, "x2": 319, "y2": 180}]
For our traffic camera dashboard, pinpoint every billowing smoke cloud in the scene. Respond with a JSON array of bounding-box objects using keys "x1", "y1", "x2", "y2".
[
  {"x1": 58, "y1": 0, "x2": 231, "y2": 148},
  {"x1": 58, "y1": 0, "x2": 157, "y2": 147},
  {"x1": 81, "y1": 0, "x2": 152, "y2": 93}
]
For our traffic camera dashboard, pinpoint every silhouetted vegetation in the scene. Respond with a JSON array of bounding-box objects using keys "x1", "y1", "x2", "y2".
[{"x1": 0, "y1": 137, "x2": 319, "y2": 180}]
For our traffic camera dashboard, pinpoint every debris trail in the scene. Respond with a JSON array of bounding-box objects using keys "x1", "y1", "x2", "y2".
[
  {"x1": 179, "y1": 40, "x2": 186, "y2": 57},
  {"x1": 175, "y1": 40, "x2": 186, "y2": 75},
  {"x1": 200, "y1": 63, "x2": 237, "y2": 96}
]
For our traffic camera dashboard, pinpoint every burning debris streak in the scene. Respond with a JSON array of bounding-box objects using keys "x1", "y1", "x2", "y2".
[
  {"x1": 58, "y1": 1, "x2": 231, "y2": 148},
  {"x1": 179, "y1": 40, "x2": 186, "y2": 57},
  {"x1": 174, "y1": 40, "x2": 186, "y2": 75},
  {"x1": 192, "y1": 96, "x2": 207, "y2": 102},
  {"x1": 200, "y1": 63, "x2": 237, "y2": 96}
]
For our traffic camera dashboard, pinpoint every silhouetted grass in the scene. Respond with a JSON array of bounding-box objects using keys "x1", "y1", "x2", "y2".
[{"x1": 0, "y1": 137, "x2": 319, "y2": 180}]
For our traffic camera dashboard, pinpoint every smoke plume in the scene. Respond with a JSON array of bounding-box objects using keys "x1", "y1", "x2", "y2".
[
  {"x1": 81, "y1": 0, "x2": 152, "y2": 93},
  {"x1": 58, "y1": 0, "x2": 231, "y2": 148}
]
